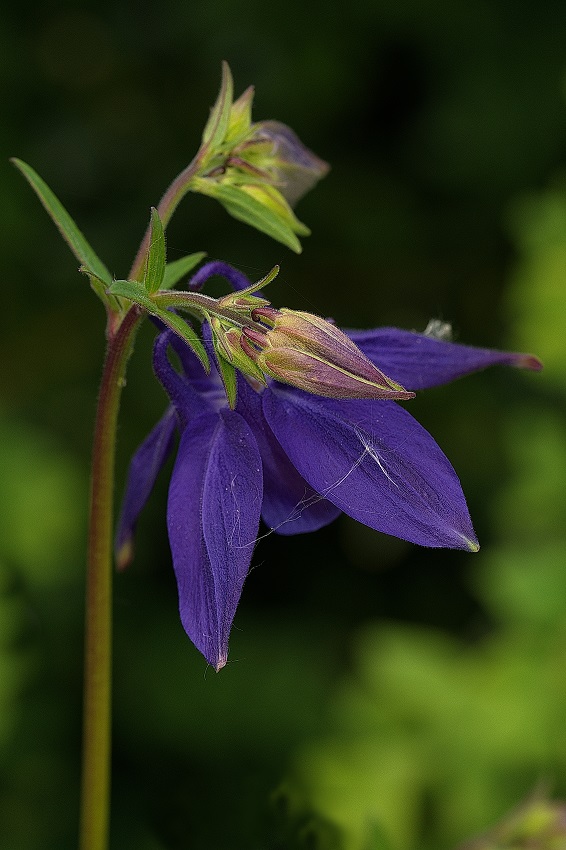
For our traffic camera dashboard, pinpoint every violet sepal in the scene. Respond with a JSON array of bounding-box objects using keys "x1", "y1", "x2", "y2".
[
  {"x1": 167, "y1": 409, "x2": 262, "y2": 670},
  {"x1": 349, "y1": 327, "x2": 542, "y2": 390}
]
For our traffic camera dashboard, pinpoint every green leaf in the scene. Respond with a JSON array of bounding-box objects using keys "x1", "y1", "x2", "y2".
[
  {"x1": 157, "y1": 312, "x2": 210, "y2": 372},
  {"x1": 194, "y1": 182, "x2": 303, "y2": 253},
  {"x1": 11, "y1": 158, "x2": 112, "y2": 285},
  {"x1": 80, "y1": 266, "x2": 122, "y2": 313},
  {"x1": 108, "y1": 278, "x2": 160, "y2": 311},
  {"x1": 109, "y1": 279, "x2": 210, "y2": 371},
  {"x1": 201, "y1": 61, "x2": 234, "y2": 152},
  {"x1": 214, "y1": 350, "x2": 238, "y2": 409},
  {"x1": 144, "y1": 208, "x2": 166, "y2": 294},
  {"x1": 162, "y1": 252, "x2": 206, "y2": 290}
]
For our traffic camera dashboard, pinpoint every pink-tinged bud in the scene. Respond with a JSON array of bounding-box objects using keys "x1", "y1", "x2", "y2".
[
  {"x1": 242, "y1": 308, "x2": 415, "y2": 401},
  {"x1": 210, "y1": 317, "x2": 267, "y2": 387}
]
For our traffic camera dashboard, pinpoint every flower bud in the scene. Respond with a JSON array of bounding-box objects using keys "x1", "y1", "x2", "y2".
[
  {"x1": 242, "y1": 307, "x2": 415, "y2": 401},
  {"x1": 222, "y1": 85, "x2": 329, "y2": 207},
  {"x1": 194, "y1": 74, "x2": 329, "y2": 252},
  {"x1": 210, "y1": 317, "x2": 267, "y2": 387}
]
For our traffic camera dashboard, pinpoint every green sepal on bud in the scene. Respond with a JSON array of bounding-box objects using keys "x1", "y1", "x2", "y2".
[
  {"x1": 206, "y1": 266, "x2": 279, "y2": 406},
  {"x1": 224, "y1": 85, "x2": 254, "y2": 147},
  {"x1": 208, "y1": 319, "x2": 239, "y2": 409},
  {"x1": 191, "y1": 178, "x2": 305, "y2": 254},
  {"x1": 216, "y1": 264, "x2": 279, "y2": 311},
  {"x1": 201, "y1": 60, "x2": 234, "y2": 155},
  {"x1": 209, "y1": 317, "x2": 267, "y2": 409},
  {"x1": 242, "y1": 307, "x2": 415, "y2": 401}
]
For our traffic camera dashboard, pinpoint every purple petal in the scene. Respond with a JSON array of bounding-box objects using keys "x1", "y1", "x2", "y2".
[
  {"x1": 263, "y1": 387, "x2": 479, "y2": 551},
  {"x1": 237, "y1": 378, "x2": 341, "y2": 534},
  {"x1": 153, "y1": 331, "x2": 219, "y2": 420},
  {"x1": 188, "y1": 260, "x2": 252, "y2": 292},
  {"x1": 347, "y1": 327, "x2": 542, "y2": 391},
  {"x1": 253, "y1": 120, "x2": 330, "y2": 206},
  {"x1": 115, "y1": 406, "x2": 178, "y2": 569},
  {"x1": 167, "y1": 409, "x2": 262, "y2": 669}
]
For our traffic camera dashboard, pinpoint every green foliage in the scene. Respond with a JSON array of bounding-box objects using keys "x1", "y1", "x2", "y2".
[
  {"x1": 143, "y1": 208, "x2": 166, "y2": 294},
  {"x1": 5, "y1": 8, "x2": 566, "y2": 849},
  {"x1": 285, "y1": 177, "x2": 566, "y2": 850},
  {"x1": 11, "y1": 159, "x2": 112, "y2": 288},
  {"x1": 107, "y1": 279, "x2": 210, "y2": 370},
  {"x1": 191, "y1": 178, "x2": 305, "y2": 253},
  {"x1": 200, "y1": 60, "x2": 234, "y2": 154}
]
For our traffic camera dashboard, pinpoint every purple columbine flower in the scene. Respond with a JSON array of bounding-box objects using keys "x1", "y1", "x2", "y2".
[{"x1": 116, "y1": 263, "x2": 541, "y2": 670}]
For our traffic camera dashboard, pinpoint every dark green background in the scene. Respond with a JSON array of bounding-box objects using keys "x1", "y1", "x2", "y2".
[{"x1": 2, "y1": 2, "x2": 566, "y2": 848}]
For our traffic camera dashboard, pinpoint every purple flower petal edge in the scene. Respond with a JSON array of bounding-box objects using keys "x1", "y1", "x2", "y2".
[
  {"x1": 115, "y1": 407, "x2": 177, "y2": 570},
  {"x1": 237, "y1": 376, "x2": 342, "y2": 534},
  {"x1": 263, "y1": 386, "x2": 479, "y2": 551},
  {"x1": 348, "y1": 327, "x2": 542, "y2": 391}
]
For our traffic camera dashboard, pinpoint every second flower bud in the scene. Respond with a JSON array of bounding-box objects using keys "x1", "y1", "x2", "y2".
[{"x1": 240, "y1": 307, "x2": 415, "y2": 401}]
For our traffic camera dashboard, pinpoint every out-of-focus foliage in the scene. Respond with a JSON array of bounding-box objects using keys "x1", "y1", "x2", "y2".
[
  {"x1": 0, "y1": 415, "x2": 87, "y2": 848},
  {"x1": 2, "y1": 0, "x2": 566, "y2": 848},
  {"x1": 286, "y1": 178, "x2": 566, "y2": 850},
  {"x1": 457, "y1": 795, "x2": 566, "y2": 849}
]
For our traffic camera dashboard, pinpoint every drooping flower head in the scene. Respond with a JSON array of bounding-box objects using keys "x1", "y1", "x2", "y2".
[{"x1": 116, "y1": 261, "x2": 541, "y2": 670}]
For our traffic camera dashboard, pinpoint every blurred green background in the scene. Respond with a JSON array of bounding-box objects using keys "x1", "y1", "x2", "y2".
[{"x1": 2, "y1": 1, "x2": 566, "y2": 848}]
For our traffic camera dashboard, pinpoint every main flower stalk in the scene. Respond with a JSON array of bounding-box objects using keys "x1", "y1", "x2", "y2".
[{"x1": 80, "y1": 306, "x2": 142, "y2": 850}]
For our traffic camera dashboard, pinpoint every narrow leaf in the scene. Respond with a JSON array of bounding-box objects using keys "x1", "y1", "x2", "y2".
[
  {"x1": 201, "y1": 61, "x2": 234, "y2": 151},
  {"x1": 80, "y1": 266, "x2": 122, "y2": 313},
  {"x1": 214, "y1": 350, "x2": 238, "y2": 409},
  {"x1": 144, "y1": 207, "x2": 166, "y2": 294},
  {"x1": 109, "y1": 279, "x2": 210, "y2": 371},
  {"x1": 220, "y1": 264, "x2": 280, "y2": 300},
  {"x1": 162, "y1": 251, "x2": 206, "y2": 290},
  {"x1": 11, "y1": 158, "x2": 112, "y2": 284},
  {"x1": 155, "y1": 311, "x2": 210, "y2": 372},
  {"x1": 108, "y1": 279, "x2": 157, "y2": 310},
  {"x1": 194, "y1": 182, "x2": 303, "y2": 253}
]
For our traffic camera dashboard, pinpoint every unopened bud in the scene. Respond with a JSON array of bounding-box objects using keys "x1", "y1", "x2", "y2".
[
  {"x1": 242, "y1": 308, "x2": 415, "y2": 401},
  {"x1": 210, "y1": 317, "x2": 266, "y2": 387},
  {"x1": 241, "y1": 120, "x2": 329, "y2": 206}
]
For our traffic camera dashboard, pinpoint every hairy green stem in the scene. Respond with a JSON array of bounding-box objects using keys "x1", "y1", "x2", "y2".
[
  {"x1": 155, "y1": 290, "x2": 267, "y2": 331},
  {"x1": 80, "y1": 306, "x2": 142, "y2": 850}
]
